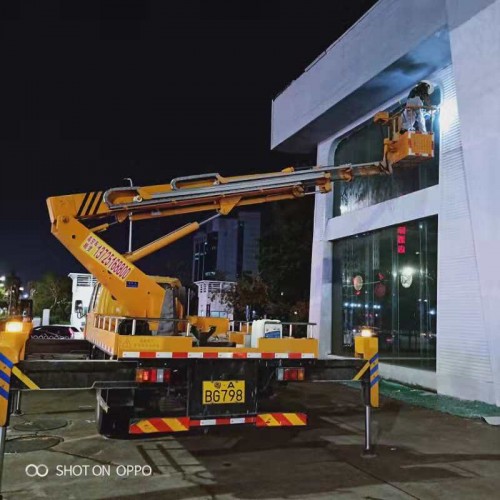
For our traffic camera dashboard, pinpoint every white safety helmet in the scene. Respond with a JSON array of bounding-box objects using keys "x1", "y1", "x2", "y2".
[{"x1": 420, "y1": 80, "x2": 434, "y2": 95}]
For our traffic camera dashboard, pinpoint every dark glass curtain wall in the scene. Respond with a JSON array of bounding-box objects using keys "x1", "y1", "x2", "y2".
[
  {"x1": 332, "y1": 216, "x2": 438, "y2": 369},
  {"x1": 333, "y1": 90, "x2": 441, "y2": 216}
]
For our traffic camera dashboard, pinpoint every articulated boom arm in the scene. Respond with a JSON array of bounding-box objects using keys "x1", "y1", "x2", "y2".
[
  {"x1": 47, "y1": 163, "x2": 390, "y2": 319},
  {"x1": 47, "y1": 163, "x2": 391, "y2": 225}
]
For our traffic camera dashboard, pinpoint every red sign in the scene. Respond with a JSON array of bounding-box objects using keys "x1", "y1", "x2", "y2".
[{"x1": 397, "y1": 226, "x2": 406, "y2": 254}]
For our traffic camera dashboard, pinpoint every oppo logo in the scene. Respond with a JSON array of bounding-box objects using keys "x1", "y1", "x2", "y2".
[{"x1": 25, "y1": 464, "x2": 49, "y2": 477}]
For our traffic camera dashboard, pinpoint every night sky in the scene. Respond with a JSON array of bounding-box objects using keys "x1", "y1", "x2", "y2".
[{"x1": 0, "y1": 0, "x2": 377, "y2": 284}]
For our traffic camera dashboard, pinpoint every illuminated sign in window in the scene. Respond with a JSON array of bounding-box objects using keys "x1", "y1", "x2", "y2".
[{"x1": 397, "y1": 226, "x2": 407, "y2": 254}]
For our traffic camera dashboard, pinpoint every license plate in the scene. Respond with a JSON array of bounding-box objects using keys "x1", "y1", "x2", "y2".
[{"x1": 202, "y1": 380, "x2": 245, "y2": 405}]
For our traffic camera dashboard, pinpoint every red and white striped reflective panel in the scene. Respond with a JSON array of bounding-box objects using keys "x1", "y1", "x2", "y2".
[
  {"x1": 121, "y1": 352, "x2": 316, "y2": 359},
  {"x1": 190, "y1": 416, "x2": 256, "y2": 427},
  {"x1": 128, "y1": 413, "x2": 307, "y2": 434}
]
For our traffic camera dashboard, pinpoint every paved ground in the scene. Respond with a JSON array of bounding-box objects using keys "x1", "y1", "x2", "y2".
[{"x1": 2, "y1": 384, "x2": 500, "y2": 500}]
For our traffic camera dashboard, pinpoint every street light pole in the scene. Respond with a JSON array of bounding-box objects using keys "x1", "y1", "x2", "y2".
[{"x1": 123, "y1": 178, "x2": 133, "y2": 253}]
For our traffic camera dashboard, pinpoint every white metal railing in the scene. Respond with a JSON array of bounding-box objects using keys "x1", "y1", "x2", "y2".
[
  {"x1": 92, "y1": 314, "x2": 317, "y2": 339},
  {"x1": 94, "y1": 314, "x2": 126, "y2": 333},
  {"x1": 228, "y1": 320, "x2": 251, "y2": 333},
  {"x1": 229, "y1": 320, "x2": 317, "y2": 339}
]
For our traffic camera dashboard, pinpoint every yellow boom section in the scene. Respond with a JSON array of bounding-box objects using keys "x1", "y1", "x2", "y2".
[{"x1": 46, "y1": 164, "x2": 391, "y2": 319}]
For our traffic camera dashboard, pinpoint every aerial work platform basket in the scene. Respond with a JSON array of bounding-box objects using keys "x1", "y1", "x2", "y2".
[
  {"x1": 387, "y1": 130, "x2": 434, "y2": 168},
  {"x1": 374, "y1": 105, "x2": 436, "y2": 170}
]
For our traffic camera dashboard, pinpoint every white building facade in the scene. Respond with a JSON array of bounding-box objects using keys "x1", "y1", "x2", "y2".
[{"x1": 271, "y1": 0, "x2": 500, "y2": 406}]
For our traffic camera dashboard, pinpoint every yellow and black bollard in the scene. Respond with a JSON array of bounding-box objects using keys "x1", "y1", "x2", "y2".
[
  {"x1": 354, "y1": 328, "x2": 379, "y2": 456},
  {"x1": 0, "y1": 345, "x2": 17, "y2": 498},
  {"x1": 0, "y1": 329, "x2": 31, "y2": 497}
]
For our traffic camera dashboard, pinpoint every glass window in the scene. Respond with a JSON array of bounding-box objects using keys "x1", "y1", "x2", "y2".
[
  {"x1": 333, "y1": 90, "x2": 441, "y2": 216},
  {"x1": 89, "y1": 284, "x2": 102, "y2": 312},
  {"x1": 204, "y1": 232, "x2": 218, "y2": 278},
  {"x1": 332, "y1": 216, "x2": 437, "y2": 370}
]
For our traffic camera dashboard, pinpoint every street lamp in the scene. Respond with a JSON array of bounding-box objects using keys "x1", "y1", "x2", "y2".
[{"x1": 123, "y1": 178, "x2": 134, "y2": 253}]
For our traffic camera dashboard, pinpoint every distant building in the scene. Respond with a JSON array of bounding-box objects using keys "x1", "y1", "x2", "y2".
[
  {"x1": 68, "y1": 273, "x2": 97, "y2": 329},
  {"x1": 192, "y1": 211, "x2": 260, "y2": 282},
  {"x1": 195, "y1": 280, "x2": 235, "y2": 319}
]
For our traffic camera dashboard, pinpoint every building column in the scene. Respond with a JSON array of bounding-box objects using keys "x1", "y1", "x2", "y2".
[
  {"x1": 309, "y1": 141, "x2": 334, "y2": 358},
  {"x1": 447, "y1": 0, "x2": 500, "y2": 405}
]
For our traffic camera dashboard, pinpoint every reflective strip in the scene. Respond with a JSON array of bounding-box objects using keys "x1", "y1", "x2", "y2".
[
  {"x1": 190, "y1": 416, "x2": 256, "y2": 427},
  {"x1": 12, "y1": 366, "x2": 40, "y2": 390},
  {"x1": 282, "y1": 413, "x2": 307, "y2": 426},
  {"x1": 129, "y1": 417, "x2": 190, "y2": 434},
  {"x1": 138, "y1": 352, "x2": 156, "y2": 359},
  {"x1": 196, "y1": 419, "x2": 216, "y2": 426},
  {"x1": 370, "y1": 353, "x2": 379, "y2": 380},
  {"x1": 0, "y1": 356, "x2": 12, "y2": 425},
  {"x1": 371, "y1": 375, "x2": 380, "y2": 387},
  {"x1": 156, "y1": 352, "x2": 173, "y2": 358},
  {"x1": 217, "y1": 352, "x2": 233, "y2": 359},
  {"x1": 121, "y1": 352, "x2": 316, "y2": 360},
  {"x1": 135, "y1": 420, "x2": 159, "y2": 434},
  {"x1": 194, "y1": 352, "x2": 216, "y2": 359},
  {"x1": 255, "y1": 413, "x2": 307, "y2": 427},
  {"x1": 92, "y1": 191, "x2": 104, "y2": 215},
  {"x1": 122, "y1": 352, "x2": 140, "y2": 358},
  {"x1": 230, "y1": 417, "x2": 247, "y2": 424},
  {"x1": 0, "y1": 353, "x2": 14, "y2": 369},
  {"x1": 77, "y1": 191, "x2": 91, "y2": 217},
  {"x1": 352, "y1": 362, "x2": 369, "y2": 381},
  {"x1": 167, "y1": 418, "x2": 190, "y2": 432},
  {"x1": 0, "y1": 370, "x2": 10, "y2": 385},
  {"x1": 172, "y1": 352, "x2": 188, "y2": 359},
  {"x1": 84, "y1": 191, "x2": 99, "y2": 216}
]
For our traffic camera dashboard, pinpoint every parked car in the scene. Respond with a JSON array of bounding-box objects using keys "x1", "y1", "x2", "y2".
[{"x1": 30, "y1": 325, "x2": 84, "y2": 340}]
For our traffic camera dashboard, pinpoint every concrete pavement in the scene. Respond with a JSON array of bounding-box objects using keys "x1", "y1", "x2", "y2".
[{"x1": 2, "y1": 383, "x2": 499, "y2": 499}]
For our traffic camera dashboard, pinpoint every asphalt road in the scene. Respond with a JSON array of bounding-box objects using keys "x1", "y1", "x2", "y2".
[{"x1": 2, "y1": 383, "x2": 500, "y2": 499}]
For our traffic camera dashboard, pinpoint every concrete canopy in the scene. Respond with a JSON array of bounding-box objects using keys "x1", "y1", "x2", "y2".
[
  {"x1": 273, "y1": 30, "x2": 450, "y2": 153},
  {"x1": 270, "y1": 0, "x2": 496, "y2": 154}
]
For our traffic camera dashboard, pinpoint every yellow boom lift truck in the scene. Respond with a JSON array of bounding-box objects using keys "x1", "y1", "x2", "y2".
[{"x1": 0, "y1": 105, "x2": 435, "y2": 484}]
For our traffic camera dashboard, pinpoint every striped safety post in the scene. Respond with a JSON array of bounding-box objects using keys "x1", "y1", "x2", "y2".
[
  {"x1": 0, "y1": 344, "x2": 18, "y2": 496},
  {"x1": 354, "y1": 334, "x2": 379, "y2": 456}
]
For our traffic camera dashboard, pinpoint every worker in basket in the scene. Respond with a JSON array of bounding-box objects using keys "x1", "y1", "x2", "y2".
[{"x1": 400, "y1": 80, "x2": 434, "y2": 134}]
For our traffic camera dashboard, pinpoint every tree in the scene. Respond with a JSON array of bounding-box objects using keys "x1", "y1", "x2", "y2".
[
  {"x1": 258, "y1": 198, "x2": 314, "y2": 320},
  {"x1": 164, "y1": 258, "x2": 192, "y2": 286},
  {"x1": 31, "y1": 273, "x2": 72, "y2": 324},
  {"x1": 0, "y1": 284, "x2": 7, "y2": 317},
  {"x1": 218, "y1": 274, "x2": 270, "y2": 320},
  {"x1": 215, "y1": 199, "x2": 316, "y2": 322}
]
